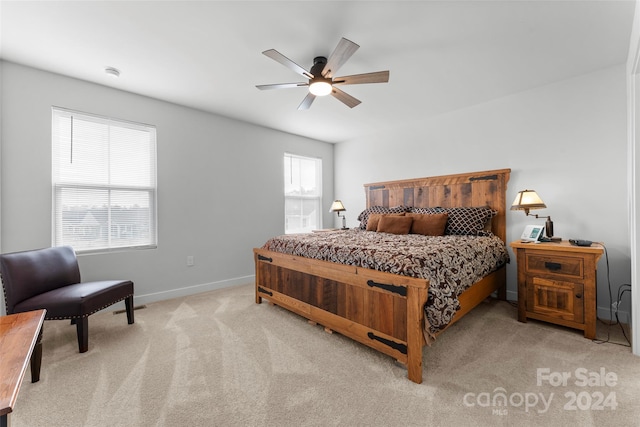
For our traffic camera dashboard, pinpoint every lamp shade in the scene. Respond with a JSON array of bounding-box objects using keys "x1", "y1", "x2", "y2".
[
  {"x1": 330, "y1": 200, "x2": 346, "y2": 213},
  {"x1": 511, "y1": 190, "x2": 546, "y2": 214}
]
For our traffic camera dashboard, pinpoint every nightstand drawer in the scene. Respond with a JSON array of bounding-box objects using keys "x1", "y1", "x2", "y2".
[{"x1": 525, "y1": 253, "x2": 583, "y2": 278}]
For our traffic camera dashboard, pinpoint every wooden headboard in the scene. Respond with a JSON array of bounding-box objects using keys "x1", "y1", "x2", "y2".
[{"x1": 363, "y1": 168, "x2": 511, "y2": 242}]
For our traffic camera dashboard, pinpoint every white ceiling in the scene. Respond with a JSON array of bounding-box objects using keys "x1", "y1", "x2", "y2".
[{"x1": 0, "y1": 1, "x2": 635, "y2": 143}]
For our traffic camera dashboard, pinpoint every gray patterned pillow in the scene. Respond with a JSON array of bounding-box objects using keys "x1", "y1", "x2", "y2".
[{"x1": 357, "y1": 206, "x2": 409, "y2": 230}]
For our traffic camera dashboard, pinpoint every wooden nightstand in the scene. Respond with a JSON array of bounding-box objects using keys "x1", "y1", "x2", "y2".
[{"x1": 510, "y1": 240, "x2": 604, "y2": 339}]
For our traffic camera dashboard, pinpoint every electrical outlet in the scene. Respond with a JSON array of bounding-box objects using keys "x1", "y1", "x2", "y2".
[{"x1": 187, "y1": 256, "x2": 194, "y2": 266}]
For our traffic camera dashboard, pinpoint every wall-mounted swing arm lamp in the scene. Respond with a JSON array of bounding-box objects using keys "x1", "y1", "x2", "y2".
[
  {"x1": 511, "y1": 189, "x2": 560, "y2": 241},
  {"x1": 330, "y1": 200, "x2": 348, "y2": 229}
]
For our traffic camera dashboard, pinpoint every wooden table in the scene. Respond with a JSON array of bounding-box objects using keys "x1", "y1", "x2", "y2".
[{"x1": 0, "y1": 310, "x2": 46, "y2": 427}]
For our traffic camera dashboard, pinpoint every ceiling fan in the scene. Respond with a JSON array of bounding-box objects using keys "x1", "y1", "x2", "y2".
[{"x1": 256, "y1": 37, "x2": 390, "y2": 110}]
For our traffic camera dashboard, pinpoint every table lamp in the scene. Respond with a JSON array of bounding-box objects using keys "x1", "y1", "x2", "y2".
[
  {"x1": 511, "y1": 189, "x2": 560, "y2": 241},
  {"x1": 330, "y1": 200, "x2": 347, "y2": 229}
]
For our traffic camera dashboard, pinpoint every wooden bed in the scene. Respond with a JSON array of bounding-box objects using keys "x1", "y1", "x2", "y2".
[{"x1": 254, "y1": 168, "x2": 510, "y2": 383}]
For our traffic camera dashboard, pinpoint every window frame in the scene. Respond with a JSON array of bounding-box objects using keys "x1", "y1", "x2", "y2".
[
  {"x1": 51, "y1": 107, "x2": 158, "y2": 254},
  {"x1": 284, "y1": 152, "x2": 322, "y2": 234}
]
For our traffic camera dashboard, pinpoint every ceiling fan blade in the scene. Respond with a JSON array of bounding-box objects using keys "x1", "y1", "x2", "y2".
[
  {"x1": 263, "y1": 49, "x2": 313, "y2": 78},
  {"x1": 332, "y1": 71, "x2": 390, "y2": 86},
  {"x1": 331, "y1": 87, "x2": 361, "y2": 108},
  {"x1": 256, "y1": 82, "x2": 308, "y2": 90},
  {"x1": 298, "y1": 92, "x2": 316, "y2": 110},
  {"x1": 322, "y1": 37, "x2": 359, "y2": 78}
]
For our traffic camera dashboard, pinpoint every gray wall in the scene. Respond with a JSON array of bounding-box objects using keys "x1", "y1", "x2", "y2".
[
  {"x1": 0, "y1": 61, "x2": 334, "y2": 313},
  {"x1": 1, "y1": 60, "x2": 630, "y2": 322},
  {"x1": 334, "y1": 64, "x2": 630, "y2": 320}
]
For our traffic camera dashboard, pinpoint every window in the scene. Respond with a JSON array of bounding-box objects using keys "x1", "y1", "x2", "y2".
[
  {"x1": 284, "y1": 153, "x2": 321, "y2": 234},
  {"x1": 52, "y1": 107, "x2": 157, "y2": 252}
]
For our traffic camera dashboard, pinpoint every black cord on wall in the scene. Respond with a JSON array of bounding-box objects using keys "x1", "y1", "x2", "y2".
[{"x1": 592, "y1": 244, "x2": 631, "y2": 347}]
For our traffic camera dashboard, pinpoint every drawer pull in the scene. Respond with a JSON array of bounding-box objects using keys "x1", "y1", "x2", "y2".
[
  {"x1": 544, "y1": 261, "x2": 562, "y2": 271},
  {"x1": 576, "y1": 294, "x2": 582, "y2": 299}
]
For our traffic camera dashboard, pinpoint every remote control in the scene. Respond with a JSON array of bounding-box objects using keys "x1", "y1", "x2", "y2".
[{"x1": 569, "y1": 239, "x2": 592, "y2": 247}]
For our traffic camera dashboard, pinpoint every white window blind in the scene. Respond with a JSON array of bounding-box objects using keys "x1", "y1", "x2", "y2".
[
  {"x1": 284, "y1": 153, "x2": 321, "y2": 234},
  {"x1": 52, "y1": 107, "x2": 157, "y2": 252}
]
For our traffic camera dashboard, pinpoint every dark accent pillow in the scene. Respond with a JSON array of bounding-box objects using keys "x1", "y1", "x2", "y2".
[
  {"x1": 444, "y1": 207, "x2": 496, "y2": 235},
  {"x1": 407, "y1": 213, "x2": 448, "y2": 236},
  {"x1": 376, "y1": 215, "x2": 413, "y2": 235},
  {"x1": 409, "y1": 207, "x2": 442, "y2": 215},
  {"x1": 366, "y1": 213, "x2": 406, "y2": 231},
  {"x1": 357, "y1": 206, "x2": 408, "y2": 230}
]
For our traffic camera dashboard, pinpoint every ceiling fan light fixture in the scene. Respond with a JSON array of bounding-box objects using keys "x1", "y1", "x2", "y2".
[
  {"x1": 257, "y1": 38, "x2": 389, "y2": 109},
  {"x1": 309, "y1": 80, "x2": 332, "y2": 96}
]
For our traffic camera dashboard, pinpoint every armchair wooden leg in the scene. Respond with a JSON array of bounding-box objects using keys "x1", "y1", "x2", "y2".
[
  {"x1": 125, "y1": 295, "x2": 135, "y2": 324},
  {"x1": 76, "y1": 317, "x2": 89, "y2": 353}
]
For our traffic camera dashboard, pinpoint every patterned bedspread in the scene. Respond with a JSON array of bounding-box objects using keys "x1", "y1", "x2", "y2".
[{"x1": 262, "y1": 229, "x2": 509, "y2": 336}]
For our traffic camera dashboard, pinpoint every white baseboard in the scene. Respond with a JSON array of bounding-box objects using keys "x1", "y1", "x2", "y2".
[
  {"x1": 114, "y1": 280, "x2": 631, "y2": 326},
  {"x1": 127, "y1": 275, "x2": 255, "y2": 308},
  {"x1": 597, "y1": 306, "x2": 631, "y2": 323}
]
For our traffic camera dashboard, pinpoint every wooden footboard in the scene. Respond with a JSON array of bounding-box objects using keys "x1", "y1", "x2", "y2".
[
  {"x1": 255, "y1": 247, "x2": 506, "y2": 383},
  {"x1": 254, "y1": 248, "x2": 430, "y2": 383}
]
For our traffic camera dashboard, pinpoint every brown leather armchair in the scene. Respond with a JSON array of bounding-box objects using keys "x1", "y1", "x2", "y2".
[{"x1": 0, "y1": 246, "x2": 134, "y2": 353}]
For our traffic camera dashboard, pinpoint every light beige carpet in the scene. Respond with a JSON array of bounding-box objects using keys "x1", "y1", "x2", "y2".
[{"x1": 11, "y1": 283, "x2": 640, "y2": 426}]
